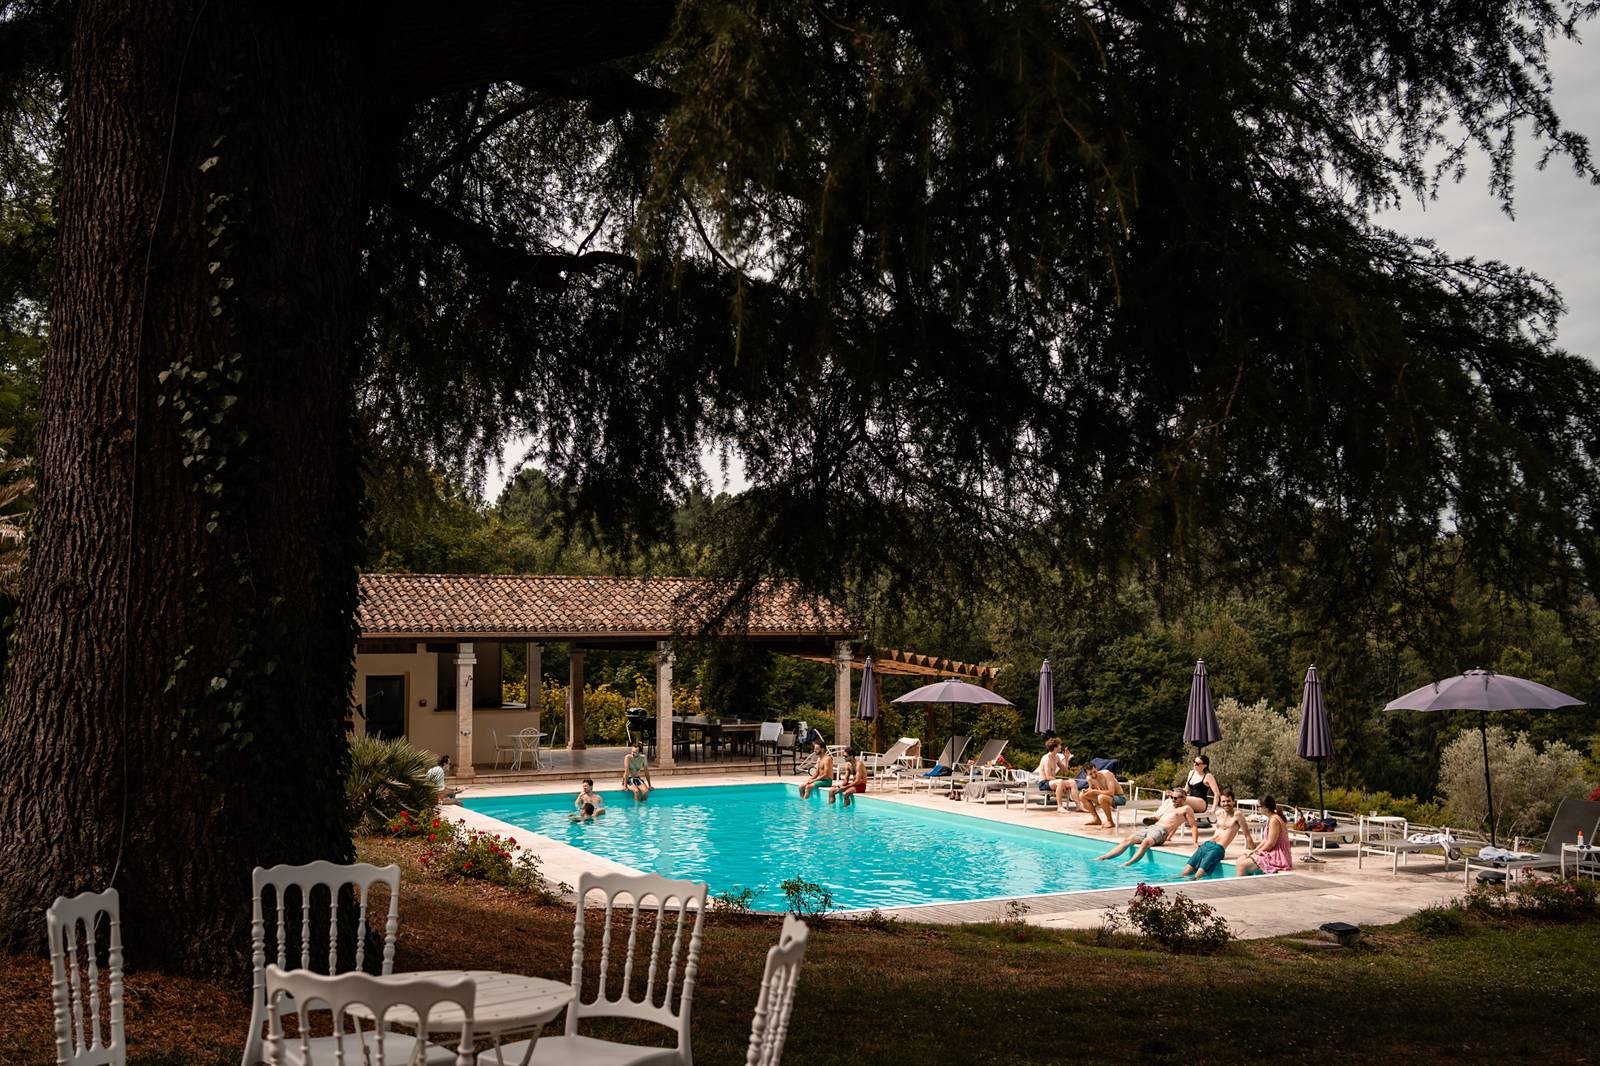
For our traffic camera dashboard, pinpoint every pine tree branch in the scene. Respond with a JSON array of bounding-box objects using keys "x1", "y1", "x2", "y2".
[{"x1": 384, "y1": 180, "x2": 635, "y2": 290}]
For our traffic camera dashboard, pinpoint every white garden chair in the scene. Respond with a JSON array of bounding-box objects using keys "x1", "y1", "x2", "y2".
[
  {"x1": 480, "y1": 871, "x2": 708, "y2": 1066},
  {"x1": 265, "y1": 965, "x2": 473, "y2": 1066},
  {"x1": 242, "y1": 861, "x2": 402, "y2": 1066},
  {"x1": 742, "y1": 916, "x2": 810, "y2": 1066},
  {"x1": 47, "y1": 887, "x2": 125, "y2": 1066}
]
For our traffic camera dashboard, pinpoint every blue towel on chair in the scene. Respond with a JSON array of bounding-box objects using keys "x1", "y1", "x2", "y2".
[{"x1": 922, "y1": 764, "x2": 950, "y2": 777}]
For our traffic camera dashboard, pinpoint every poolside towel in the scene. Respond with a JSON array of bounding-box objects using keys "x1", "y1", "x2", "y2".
[
  {"x1": 1477, "y1": 847, "x2": 1540, "y2": 862},
  {"x1": 1407, "y1": 832, "x2": 1457, "y2": 845},
  {"x1": 922, "y1": 764, "x2": 951, "y2": 777}
]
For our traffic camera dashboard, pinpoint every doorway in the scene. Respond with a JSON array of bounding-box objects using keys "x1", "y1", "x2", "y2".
[{"x1": 364, "y1": 675, "x2": 407, "y2": 740}]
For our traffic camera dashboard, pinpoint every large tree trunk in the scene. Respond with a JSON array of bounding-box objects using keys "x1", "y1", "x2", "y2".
[{"x1": 0, "y1": 1, "x2": 368, "y2": 975}]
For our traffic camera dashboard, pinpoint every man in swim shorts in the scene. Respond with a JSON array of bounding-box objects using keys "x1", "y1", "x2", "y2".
[
  {"x1": 799, "y1": 741, "x2": 834, "y2": 799},
  {"x1": 1181, "y1": 788, "x2": 1253, "y2": 879},
  {"x1": 1078, "y1": 759, "x2": 1124, "y2": 829},
  {"x1": 1094, "y1": 789, "x2": 1198, "y2": 866},
  {"x1": 828, "y1": 747, "x2": 868, "y2": 806}
]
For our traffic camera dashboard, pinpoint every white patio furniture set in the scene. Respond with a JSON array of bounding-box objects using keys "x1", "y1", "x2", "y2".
[{"x1": 47, "y1": 863, "x2": 811, "y2": 1066}]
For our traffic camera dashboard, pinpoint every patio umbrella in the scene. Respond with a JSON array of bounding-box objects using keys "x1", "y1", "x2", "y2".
[
  {"x1": 1296, "y1": 665, "x2": 1333, "y2": 819},
  {"x1": 856, "y1": 656, "x2": 880, "y2": 751},
  {"x1": 1385, "y1": 669, "x2": 1584, "y2": 847},
  {"x1": 893, "y1": 679, "x2": 1013, "y2": 771},
  {"x1": 1035, "y1": 660, "x2": 1055, "y2": 735},
  {"x1": 1183, "y1": 659, "x2": 1221, "y2": 750}
]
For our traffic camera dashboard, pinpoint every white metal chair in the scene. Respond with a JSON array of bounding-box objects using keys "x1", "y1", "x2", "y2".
[
  {"x1": 47, "y1": 887, "x2": 125, "y2": 1066},
  {"x1": 741, "y1": 916, "x2": 810, "y2": 1066},
  {"x1": 242, "y1": 862, "x2": 402, "y2": 1066},
  {"x1": 481, "y1": 871, "x2": 708, "y2": 1066},
  {"x1": 265, "y1": 965, "x2": 473, "y2": 1066},
  {"x1": 492, "y1": 730, "x2": 520, "y2": 770}
]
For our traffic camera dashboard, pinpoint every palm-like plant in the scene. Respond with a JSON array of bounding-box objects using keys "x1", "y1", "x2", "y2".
[{"x1": 345, "y1": 733, "x2": 437, "y2": 834}]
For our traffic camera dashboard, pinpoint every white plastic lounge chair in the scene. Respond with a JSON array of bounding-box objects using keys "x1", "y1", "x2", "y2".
[
  {"x1": 1357, "y1": 819, "x2": 1464, "y2": 876},
  {"x1": 48, "y1": 887, "x2": 125, "y2": 1066},
  {"x1": 950, "y1": 739, "x2": 1009, "y2": 798},
  {"x1": 862, "y1": 737, "x2": 918, "y2": 780},
  {"x1": 482, "y1": 871, "x2": 707, "y2": 1066},
  {"x1": 1461, "y1": 797, "x2": 1600, "y2": 886},
  {"x1": 904, "y1": 736, "x2": 970, "y2": 791}
]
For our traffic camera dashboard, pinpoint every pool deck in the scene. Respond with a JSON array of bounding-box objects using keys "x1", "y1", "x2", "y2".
[{"x1": 449, "y1": 771, "x2": 1466, "y2": 939}]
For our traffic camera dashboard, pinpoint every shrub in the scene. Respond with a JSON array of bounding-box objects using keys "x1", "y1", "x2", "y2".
[
  {"x1": 970, "y1": 707, "x2": 1025, "y2": 751},
  {"x1": 779, "y1": 877, "x2": 836, "y2": 919},
  {"x1": 1203, "y1": 698, "x2": 1315, "y2": 802},
  {"x1": 1134, "y1": 757, "x2": 1184, "y2": 790},
  {"x1": 1319, "y1": 787, "x2": 1448, "y2": 825},
  {"x1": 710, "y1": 886, "x2": 758, "y2": 915},
  {"x1": 1102, "y1": 883, "x2": 1233, "y2": 954},
  {"x1": 856, "y1": 909, "x2": 899, "y2": 932},
  {"x1": 1508, "y1": 877, "x2": 1599, "y2": 921},
  {"x1": 383, "y1": 808, "x2": 440, "y2": 839},
  {"x1": 1440, "y1": 727, "x2": 1586, "y2": 839},
  {"x1": 346, "y1": 734, "x2": 437, "y2": 835},
  {"x1": 1409, "y1": 903, "x2": 1470, "y2": 937},
  {"x1": 420, "y1": 824, "x2": 564, "y2": 902},
  {"x1": 999, "y1": 898, "x2": 1032, "y2": 942}
]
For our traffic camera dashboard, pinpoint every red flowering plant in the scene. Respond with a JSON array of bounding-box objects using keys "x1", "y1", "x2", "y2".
[
  {"x1": 1102, "y1": 882, "x2": 1233, "y2": 954},
  {"x1": 384, "y1": 809, "x2": 448, "y2": 840},
  {"x1": 420, "y1": 825, "x2": 565, "y2": 902}
]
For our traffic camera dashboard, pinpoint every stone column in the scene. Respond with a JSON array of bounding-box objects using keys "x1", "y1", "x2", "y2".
[
  {"x1": 454, "y1": 642, "x2": 476, "y2": 780},
  {"x1": 655, "y1": 641, "x2": 676, "y2": 768},
  {"x1": 525, "y1": 642, "x2": 542, "y2": 731},
  {"x1": 567, "y1": 648, "x2": 586, "y2": 750},
  {"x1": 833, "y1": 640, "x2": 853, "y2": 748}
]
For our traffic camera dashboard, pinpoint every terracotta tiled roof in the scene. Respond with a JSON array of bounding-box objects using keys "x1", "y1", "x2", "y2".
[{"x1": 357, "y1": 573, "x2": 859, "y2": 638}]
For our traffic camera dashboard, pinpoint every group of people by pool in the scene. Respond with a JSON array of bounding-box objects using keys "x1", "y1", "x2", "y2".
[
  {"x1": 797, "y1": 744, "x2": 869, "y2": 805},
  {"x1": 570, "y1": 742, "x2": 655, "y2": 820}
]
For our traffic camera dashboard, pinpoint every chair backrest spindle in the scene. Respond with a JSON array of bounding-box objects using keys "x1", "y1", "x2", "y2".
[
  {"x1": 47, "y1": 887, "x2": 126, "y2": 1066},
  {"x1": 743, "y1": 916, "x2": 811, "y2": 1066}
]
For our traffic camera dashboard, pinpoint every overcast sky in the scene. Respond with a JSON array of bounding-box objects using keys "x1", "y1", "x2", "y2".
[{"x1": 486, "y1": 34, "x2": 1600, "y2": 503}]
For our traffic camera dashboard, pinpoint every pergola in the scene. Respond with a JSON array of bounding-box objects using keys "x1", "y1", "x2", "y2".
[{"x1": 357, "y1": 573, "x2": 990, "y2": 776}]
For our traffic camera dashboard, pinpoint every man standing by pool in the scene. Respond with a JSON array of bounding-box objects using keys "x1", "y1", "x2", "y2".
[
  {"x1": 799, "y1": 741, "x2": 835, "y2": 799},
  {"x1": 1180, "y1": 788, "x2": 1253, "y2": 879},
  {"x1": 828, "y1": 747, "x2": 868, "y2": 806}
]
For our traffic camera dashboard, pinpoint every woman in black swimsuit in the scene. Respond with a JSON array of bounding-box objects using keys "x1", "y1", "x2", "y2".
[{"x1": 1184, "y1": 753, "x2": 1219, "y2": 815}]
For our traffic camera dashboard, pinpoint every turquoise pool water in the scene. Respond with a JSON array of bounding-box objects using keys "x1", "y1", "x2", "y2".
[{"x1": 464, "y1": 783, "x2": 1221, "y2": 910}]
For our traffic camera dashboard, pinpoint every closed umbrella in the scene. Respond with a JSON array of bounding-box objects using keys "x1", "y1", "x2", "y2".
[
  {"x1": 856, "y1": 656, "x2": 880, "y2": 751},
  {"x1": 1385, "y1": 669, "x2": 1584, "y2": 847},
  {"x1": 1183, "y1": 659, "x2": 1221, "y2": 749},
  {"x1": 1296, "y1": 665, "x2": 1333, "y2": 819},
  {"x1": 1035, "y1": 660, "x2": 1055, "y2": 735}
]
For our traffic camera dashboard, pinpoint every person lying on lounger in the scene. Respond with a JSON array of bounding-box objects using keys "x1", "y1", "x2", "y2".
[
  {"x1": 828, "y1": 747, "x2": 868, "y2": 807},
  {"x1": 1095, "y1": 789, "x2": 1198, "y2": 866},
  {"x1": 799, "y1": 741, "x2": 835, "y2": 799},
  {"x1": 1181, "y1": 788, "x2": 1253, "y2": 878}
]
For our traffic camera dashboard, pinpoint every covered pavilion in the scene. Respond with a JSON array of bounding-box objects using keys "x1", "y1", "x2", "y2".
[{"x1": 354, "y1": 573, "x2": 994, "y2": 779}]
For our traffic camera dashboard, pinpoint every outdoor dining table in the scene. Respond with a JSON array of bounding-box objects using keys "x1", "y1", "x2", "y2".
[
  {"x1": 509, "y1": 730, "x2": 546, "y2": 772},
  {"x1": 352, "y1": 969, "x2": 572, "y2": 1066}
]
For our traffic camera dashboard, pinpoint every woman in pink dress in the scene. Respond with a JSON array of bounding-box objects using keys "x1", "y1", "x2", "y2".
[{"x1": 1236, "y1": 794, "x2": 1293, "y2": 875}]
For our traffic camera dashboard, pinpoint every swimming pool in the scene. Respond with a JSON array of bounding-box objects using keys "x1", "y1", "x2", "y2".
[{"x1": 464, "y1": 783, "x2": 1223, "y2": 911}]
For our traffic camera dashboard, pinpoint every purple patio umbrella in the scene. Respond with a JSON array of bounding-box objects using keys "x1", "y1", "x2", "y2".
[
  {"x1": 1036, "y1": 660, "x2": 1056, "y2": 735},
  {"x1": 1297, "y1": 665, "x2": 1333, "y2": 819},
  {"x1": 894, "y1": 679, "x2": 1013, "y2": 768},
  {"x1": 856, "y1": 656, "x2": 881, "y2": 751},
  {"x1": 1183, "y1": 659, "x2": 1221, "y2": 749},
  {"x1": 1385, "y1": 669, "x2": 1584, "y2": 846}
]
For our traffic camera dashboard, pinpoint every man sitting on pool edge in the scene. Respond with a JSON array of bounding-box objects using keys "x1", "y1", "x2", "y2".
[
  {"x1": 1180, "y1": 787, "x2": 1253, "y2": 879},
  {"x1": 1094, "y1": 787, "x2": 1198, "y2": 866},
  {"x1": 799, "y1": 740, "x2": 835, "y2": 799},
  {"x1": 828, "y1": 747, "x2": 868, "y2": 806}
]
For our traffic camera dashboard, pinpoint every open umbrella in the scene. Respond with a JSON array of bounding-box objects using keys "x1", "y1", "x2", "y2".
[
  {"x1": 856, "y1": 656, "x2": 880, "y2": 751},
  {"x1": 1385, "y1": 669, "x2": 1584, "y2": 847},
  {"x1": 1035, "y1": 660, "x2": 1055, "y2": 735},
  {"x1": 1296, "y1": 665, "x2": 1332, "y2": 819},
  {"x1": 1183, "y1": 659, "x2": 1221, "y2": 750},
  {"x1": 893, "y1": 679, "x2": 1013, "y2": 771}
]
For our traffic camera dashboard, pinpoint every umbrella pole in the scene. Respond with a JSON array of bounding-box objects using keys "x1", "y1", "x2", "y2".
[
  {"x1": 1317, "y1": 761, "x2": 1325, "y2": 821},
  {"x1": 1479, "y1": 709, "x2": 1497, "y2": 848}
]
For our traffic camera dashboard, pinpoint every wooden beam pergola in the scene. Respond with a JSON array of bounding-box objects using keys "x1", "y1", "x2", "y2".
[{"x1": 786, "y1": 646, "x2": 998, "y2": 683}]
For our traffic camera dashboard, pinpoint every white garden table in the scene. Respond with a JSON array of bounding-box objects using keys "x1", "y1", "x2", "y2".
[{"x1": 352, "y1": 969, "x2": 572, "y2": 1066}]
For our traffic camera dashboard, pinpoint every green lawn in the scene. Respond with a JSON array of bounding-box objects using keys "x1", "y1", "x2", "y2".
[{"x1": 3, "y1": 837, "x2": 1594, "y2": 1065}]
